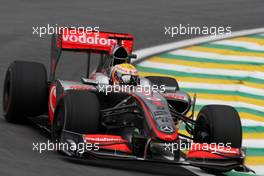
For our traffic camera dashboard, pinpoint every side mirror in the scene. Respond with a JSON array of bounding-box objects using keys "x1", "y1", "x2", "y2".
[
  {"x1": 129, "y1": 54, "x2": 137, "y2": 59},
  {"x1": 81, "y1": 77, "x2": 98, "y2": 86}
]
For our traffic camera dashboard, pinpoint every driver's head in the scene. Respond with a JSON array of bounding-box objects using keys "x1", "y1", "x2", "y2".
[
  {"x1": 111, "y1": 63, "x2": 139, "y2": 85},
  {"x1": 112, "y1": 46, "x2": 129, "y2": 66}
]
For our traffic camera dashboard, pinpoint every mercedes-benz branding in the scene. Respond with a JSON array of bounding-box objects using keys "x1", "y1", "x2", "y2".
[{"x1": 160, "y1": 125, "x2": 173, "y2": 133}]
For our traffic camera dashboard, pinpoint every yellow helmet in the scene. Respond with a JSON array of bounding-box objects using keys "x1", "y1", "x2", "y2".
[{"x1": 111, "y1": 63, "x2": 139, "y2": 85}]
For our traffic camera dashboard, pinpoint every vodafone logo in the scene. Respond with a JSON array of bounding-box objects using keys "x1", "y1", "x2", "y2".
[
  {"x1": 62, "y1": 33, "x2": 116, "y2": 46},
  {"x1": 85, "y1": 137, "x2": 122, "y2": 142}
]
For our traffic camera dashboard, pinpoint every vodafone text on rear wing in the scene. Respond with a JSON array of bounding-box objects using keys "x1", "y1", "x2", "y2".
[{"x1": 50, "y1": 28, "x2": 135, "y2": 81}]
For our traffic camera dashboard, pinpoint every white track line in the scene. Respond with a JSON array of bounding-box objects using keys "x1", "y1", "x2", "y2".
[
  {"x1": 179, "y1": 82, "x2": 264, "y2": 97},
  {"x1": 243, "y1": 139, "x2": 264, "y2": 148},
  {"x1": 168, "y1": 49, "x2": 264, "y2": 64},
  {"x1": 139, "y1": 61, "x2": 264, "y2": 80},
  {"x1": 212, "y1": 40, "x2": 264, "y2": 51},
  {"x1": 196, "y1": 99, "x2": 264, "y2": 112},
  {"x1": 241, "y1": 119, "x2": 264, "y2": 127},
  {"x1": 246, "y1": 166, "x2": 264, "y2": 175}
]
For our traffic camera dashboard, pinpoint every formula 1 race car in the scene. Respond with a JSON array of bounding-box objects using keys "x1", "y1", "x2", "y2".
[{"x1": 2, "y1": 28, "x2": 251, "y2": 173}]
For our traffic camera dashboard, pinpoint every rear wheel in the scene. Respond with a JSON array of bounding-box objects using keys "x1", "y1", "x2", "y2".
[
  {"x1": 3, "y1": 61, "x2": 47, "y2": 123},
  {"x1": 52, "y1": 91, "x2": 100, "y2": 142},
  {"x1": 145, "y1": 76, "x2": 179, "y2": 90}
]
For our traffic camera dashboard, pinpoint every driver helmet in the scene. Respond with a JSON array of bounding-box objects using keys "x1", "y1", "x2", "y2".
[{"x1": 111, "y1": 63, "x2": 139, "y2": 85}]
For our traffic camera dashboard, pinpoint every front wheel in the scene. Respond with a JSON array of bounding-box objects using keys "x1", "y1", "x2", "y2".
[
  {"x1": 194, "y1": 105, "x2": 242, "y2": 148},
  {"x1": 193, "y1": 105, "x2": 242, "y2": 173}
]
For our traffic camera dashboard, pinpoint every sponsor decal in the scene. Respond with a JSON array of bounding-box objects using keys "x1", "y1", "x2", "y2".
[
  {"x1": 68, "y1": 85, "x2": 94, "y2": 90},
  {"x1": 163, "y1": 92, "x2": 185, "y2": 100},
  {"x1": 62, "y1": 33, "x2": 116, "y2": 46},
  {"x1": 83, "y1": 135, "x2": 127, "y2": 143}
]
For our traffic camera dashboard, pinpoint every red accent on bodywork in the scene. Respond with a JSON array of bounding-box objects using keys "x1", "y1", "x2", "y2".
[
  {"x1": 146, "y1": 97, "x2": 161, "y2": 101},
  {"x1": 186, "y1": 143, "x2": 241, "y2": 159},
  {"x1": 187, "y1": 151, "x2": 225, "y2": 159},
  {"x1": 146, "y1": 97, "x2": 164, "y2": 106},
  {"x1": 60, "y1": 29, "x2": 134, "y2": 54},
  {"x1": 163, "y1": 93, "x2": 185, "y2": 100},
  {"x1": 68, "y1": 85, "x2": 96, "y2": 90},
  {"x1": 132, "y1": 94, "x2": 178, "y2": 142},
  {"x1": 83, "y1": 134, "x2": 131, "y2": 153},
  {"x1": 152, "y1": 100, "x2": 164, "y2": 107},
  {"x1": 48, "y1": 84, "x2": 57, "y2": 122}
]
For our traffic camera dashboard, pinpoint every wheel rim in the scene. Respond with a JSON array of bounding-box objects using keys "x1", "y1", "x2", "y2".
[{"x1": 194, "y1": 115, "x2": 210, "y2": 143}]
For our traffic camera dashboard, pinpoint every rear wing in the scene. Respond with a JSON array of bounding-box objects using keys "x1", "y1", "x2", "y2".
[
  {"x1": 50, "y1": 28, "x2": 134, "y2": 81},
  {"x1": 53, "y1": 28, "x2": 134, "y2": 53}
]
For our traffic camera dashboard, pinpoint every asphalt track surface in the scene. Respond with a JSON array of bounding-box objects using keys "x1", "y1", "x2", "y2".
[{"x1": 1, "y1": 0, "x2": 264, "y2": 175}]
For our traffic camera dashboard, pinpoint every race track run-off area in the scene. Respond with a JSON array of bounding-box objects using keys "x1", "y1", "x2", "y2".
[{"x1": 135, "y1": 33, "x2": 264, "y2": 175}]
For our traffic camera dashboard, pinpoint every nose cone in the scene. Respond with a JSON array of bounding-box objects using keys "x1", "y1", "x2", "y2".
[{"x1": 150, "y1": 142, "x2": 176, "y2": 160}]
